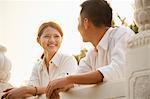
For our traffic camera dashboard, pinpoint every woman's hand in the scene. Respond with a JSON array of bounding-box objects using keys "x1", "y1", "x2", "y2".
[
  {"x1": 49, "y1": 90, "x2": 60, "y2": 99},
  {"x1": 1, "y1": 86, "x2": 33, "y2": 99}
]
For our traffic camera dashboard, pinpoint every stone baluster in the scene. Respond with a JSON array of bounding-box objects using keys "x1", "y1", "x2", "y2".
[{"x1": 126, "y1": 0, "x2": 150, "y2": 98}]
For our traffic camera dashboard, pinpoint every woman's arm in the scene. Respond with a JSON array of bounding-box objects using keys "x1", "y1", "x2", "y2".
[
  {"x1": 33, "y1": 86, "x2": 46, "y2": 95},
  {"x1": 1, "y1": 86, "x2": 46, "y2": 99}
]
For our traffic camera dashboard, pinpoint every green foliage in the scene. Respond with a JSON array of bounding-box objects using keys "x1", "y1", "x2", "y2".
[
  {"x1": 74, "y1": 48, "x2": 88, "y2": 64},
  {"x1": 113, "y1": 14, "x2": 138, "y2": 33},
  {"x1": 129, "y1": 22, "x2": 138, "y2": 34}
]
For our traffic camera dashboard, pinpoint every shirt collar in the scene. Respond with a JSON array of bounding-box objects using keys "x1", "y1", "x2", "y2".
[
  {"x1": 39, "y1": 50, "x2": 62, "y2": 71},
  {"x1": 50, "y1": 50, "x2": 62, "y2": 67},
  {"x1": 96, "y1": 27, "x2": 114, "y2": 50}
]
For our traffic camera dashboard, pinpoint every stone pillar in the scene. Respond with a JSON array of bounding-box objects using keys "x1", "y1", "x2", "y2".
[{"x1": 126, "y1": 0, "x2": 150, "y2": 98}]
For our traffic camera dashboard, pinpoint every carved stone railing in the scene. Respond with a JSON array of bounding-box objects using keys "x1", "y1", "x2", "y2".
[
  {"x1": 134, "y1": 0, "x2": 150, "y2": 32},
  {"x1": 0, "y1": 45, "x2": 12, "y2": 98},
  {"x1": 126, "y1": 31, "x2": 150, "y2": 99},
  {"x1": 61, "y1": 81, "x2": 126, "y2": 99},
  {"x1": 126, "y1": 0, "x2": 150, "y2": 98}
]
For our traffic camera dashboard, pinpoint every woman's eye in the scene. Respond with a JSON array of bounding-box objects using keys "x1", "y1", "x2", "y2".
[
  {"x1": 54, "y1": 35, "x2": 60, "y2": 38},
  {"x1": 44, "y1": 36, "x2": 49, "y2": 38}
]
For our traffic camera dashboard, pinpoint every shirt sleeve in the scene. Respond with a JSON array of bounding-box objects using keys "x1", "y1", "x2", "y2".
[
  {"x1": 77, "y1": 51, "x2": 93, "y2": 74},
  {"x1": 28, "y1": 62, "x2": 40, "y2": 86},
  {"x1": 62, "y1": 56, "x2": 78, "y2": 75},
  {"x1": 98, "y1": 30, "x2": 134, "y2": 82}
]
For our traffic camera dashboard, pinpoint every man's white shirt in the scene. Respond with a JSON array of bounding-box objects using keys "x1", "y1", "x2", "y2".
[{"x1": 78, "y1": 26, "x2": 135, "y2": 82}]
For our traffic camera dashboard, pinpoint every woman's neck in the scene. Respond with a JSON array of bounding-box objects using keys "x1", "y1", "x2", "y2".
[{"x1": 44, "y1": 51, "x2": 55, "y2": 66}]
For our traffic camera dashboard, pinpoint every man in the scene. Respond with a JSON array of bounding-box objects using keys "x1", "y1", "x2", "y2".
[{"x1": 46, "y1": 0, "x2": 135, "y2": 98}]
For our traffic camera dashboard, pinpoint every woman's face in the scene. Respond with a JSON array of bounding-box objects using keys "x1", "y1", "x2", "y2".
[{"x1": 38, "y1": 26, "x2": 62, "y2": 54}]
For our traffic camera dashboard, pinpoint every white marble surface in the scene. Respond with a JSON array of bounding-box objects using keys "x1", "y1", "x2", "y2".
[
  {"x1": 0, "y1": 45, "x2": 12, "y2": 98},
  {"x1": 126, "y1": 0, "x2": 150, "y2": 98}
]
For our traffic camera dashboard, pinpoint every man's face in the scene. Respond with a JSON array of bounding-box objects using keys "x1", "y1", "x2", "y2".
[{"x1": 78, "y1": 15, "x2": 89, "y2": 42}]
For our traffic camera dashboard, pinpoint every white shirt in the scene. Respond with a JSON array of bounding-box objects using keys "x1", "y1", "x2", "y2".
[
  {"x1": 78, "y1": 26, "x2": 135, "y2": 82},
  {"x1": 28, "y1": 51, "x2": 78, "y2": 99}
]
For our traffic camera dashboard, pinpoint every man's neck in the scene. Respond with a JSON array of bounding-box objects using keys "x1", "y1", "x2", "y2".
[{"x1": 91, "y1": 27, "x2": 109, "y2": 48}]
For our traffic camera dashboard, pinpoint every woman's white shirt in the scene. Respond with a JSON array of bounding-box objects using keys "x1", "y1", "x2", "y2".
[{"x1": 28, "y1": 51, "x2": 78, "y2": 99}]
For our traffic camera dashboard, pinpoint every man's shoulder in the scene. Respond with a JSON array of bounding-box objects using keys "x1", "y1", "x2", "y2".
[
  {"x1": 116, "y1": 26, "x2": 135, "y2": 34},
  {"x1": 112, "y1": 26, "x2": 135, "y2": 39}
]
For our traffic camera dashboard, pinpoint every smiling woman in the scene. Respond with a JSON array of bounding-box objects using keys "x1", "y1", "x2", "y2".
[
  {"x1": 0, "y1": 0, "x2": 81, "y2": 87},
  {"x1": 1, "y1": 21, "x2": 78, "y2": 99}
]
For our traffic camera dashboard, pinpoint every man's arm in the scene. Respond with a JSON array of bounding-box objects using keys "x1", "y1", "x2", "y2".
[{"x1": 68, "y1": 70, "x2": 103, "y2": 84}]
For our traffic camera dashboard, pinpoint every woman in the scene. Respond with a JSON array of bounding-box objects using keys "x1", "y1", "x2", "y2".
[{"x1": 2, "y1": 21, "x2": 77, "y2": 99}]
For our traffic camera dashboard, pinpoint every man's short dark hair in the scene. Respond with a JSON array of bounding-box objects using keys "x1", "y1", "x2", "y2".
[{"x1": 80, "y1": 0, "x2": 112, "y2": 27}]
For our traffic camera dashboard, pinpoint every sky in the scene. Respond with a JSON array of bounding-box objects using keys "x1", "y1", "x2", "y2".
[{"x1": 0, "y1": 0, "x2": 134, "y2": 86}]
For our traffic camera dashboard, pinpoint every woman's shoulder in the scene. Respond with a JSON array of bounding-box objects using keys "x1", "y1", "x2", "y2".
[
  {"x1": 52, "y1": 51, "x2": 77, "y2": 67},
  {"x1": 61, "y1": 53, "x2": 76, "y2": 61},
  {"x1": 57, "y1": 53, "x2": 77, "y2": 64},
  {"x1": 32, "y1": 59, "x2": 43, "y2": 70}
]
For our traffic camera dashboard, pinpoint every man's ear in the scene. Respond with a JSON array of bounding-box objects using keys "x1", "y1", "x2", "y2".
[
  {"x1": 37, "y1": 37, "x2": 40, "y2": 44},
  {"x1": 83, "y1": 18, "x2": 89, "y2": 30}
]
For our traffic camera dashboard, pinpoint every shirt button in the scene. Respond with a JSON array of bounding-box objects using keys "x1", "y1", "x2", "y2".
[{"x1": 50, "y1": 61, "x2": 52, "y2": 64}]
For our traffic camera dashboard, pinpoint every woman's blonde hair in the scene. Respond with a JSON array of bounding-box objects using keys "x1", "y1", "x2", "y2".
[{"x1": 37, "y1": 21, "x2": 63, "y2": 38}]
